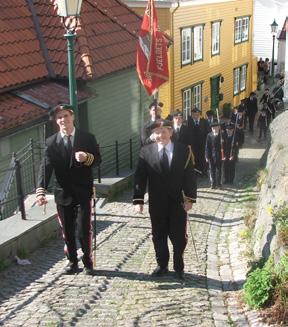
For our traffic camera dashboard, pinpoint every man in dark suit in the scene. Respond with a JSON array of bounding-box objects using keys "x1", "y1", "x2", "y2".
[
  {"x1": 246, "y1": 92, "x2": 258, "y2": 133},
  {"x1": 171, "y1": 111, "x2": 189, "y2": 145},
  {"x1": 36, "y1": 104, "x2": 101, "y2": 275},
  {"x1": 133, "y1": 119, "x2": 197, "y2": 281},
  {"x1": 205, "y1": 121, "x2": 226, "y2": 189},
  {"x1": 187, "y1": 108, "x2": 209, "y2": 175},
  {"x1": 141, "y1": 100, "x2": 163, "y2": 146},
  {"x1": 223, "y1": 123, "x2": 239, "y2": 184}
]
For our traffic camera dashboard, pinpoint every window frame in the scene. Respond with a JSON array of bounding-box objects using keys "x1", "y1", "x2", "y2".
[
  {"x1": 182, "y1": 88, "x2": 192, "y2": 120},
  {"x1": 181, "y1": 27, "x2": 192, "y2": 66},
  {"x1": 233, "y1": 67, "x2": 241, "y2": 95},
  {"x1": 192, "y1": 84, "x2": 202, "y2": 111},
  {"x1": 234, "y1": 16, "x2": 250, "y2": 44},
  {"x1": 193, "y1": 25, "x2": 204, "y2": 62},
  {"x1": 233, "y1": 64, "x2": 248, "y2": 95},
  {"x1": 211, "y1": 21, "x2": 221, "y2": 56}
]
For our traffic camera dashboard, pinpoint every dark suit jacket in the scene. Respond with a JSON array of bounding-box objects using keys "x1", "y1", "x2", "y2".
[
  {"x1": 205, "y1": 132, "x2": 226, "y2": 164},
  {"x1": 172, "y1": 125, "x2": 189, "y2": 145},
  {"x1": 246, "y1": 97, "x2": 258, "y2": 117},
  {"x1": 133, "y1": 142, "x2": 197, "y2": 213},
  {"x1": 37, "y1": 129, "x2": 101, "y2": 204}
]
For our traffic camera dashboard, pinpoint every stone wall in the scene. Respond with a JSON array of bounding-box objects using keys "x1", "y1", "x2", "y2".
[{"x1": 253, "y1": 111, "x2": 288, "y2": 261}]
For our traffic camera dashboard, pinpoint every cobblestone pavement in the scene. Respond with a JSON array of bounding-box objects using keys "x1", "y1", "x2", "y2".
[{"x1": 0, "y1": 133, "x2": 276, "y2": 327}]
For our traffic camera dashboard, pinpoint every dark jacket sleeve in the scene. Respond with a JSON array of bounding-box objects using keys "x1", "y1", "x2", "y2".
[
  {"x1": 182, "y1": 146, "x2": 197, "y2": 203},
  {"x1": 133, "y1": 148, "x2": 148, "y2": 205},
  {"x1": 84, "y1": 133, "x2": 101, "y2": 167},
  {"x1": 36, "y1": 139, "x2": 54, "y2": 197}
]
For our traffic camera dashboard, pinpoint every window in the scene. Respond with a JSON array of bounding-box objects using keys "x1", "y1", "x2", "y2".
[
  {"x1": 183, "y1": 89, "x2": 191, "y2": 119},
  {"x1": 234, "y1": 64, "x2": 247, "y2": 95},
  {"x1": 181, "y1": 28, "x2": 191, "y2": 65},
  {"x1": 193, "y1": 84, "x2": 202, "y2": 110},
  {"x1": 234, "y1": 68, "x2": 240, "y2": 95},
  {"x1": 193, "y1": 25, "x2": 203, "y2": 61},
  {"x1": 182, "y1": 83, "x2": 203, "y2": 119},
  {"x1": 241, "y1": 17, "x2": 249, "y2": 41},
  {"x1": 240, "y1": 65, "x2": 247, "y2": 91},
  {"x1": 211, "y1": 21, "x2": 220, "y2": 55},
  {"x1": 234, "y1": 16, "x2": 250, "y2": 44}
]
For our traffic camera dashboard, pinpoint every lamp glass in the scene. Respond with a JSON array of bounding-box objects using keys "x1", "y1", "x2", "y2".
[
  {"x1": 270, "y1": 19, "x2": 278, "y2": 34},
  {"x1": 57, "y1": 0, "x2": 83, "y2": 17}
]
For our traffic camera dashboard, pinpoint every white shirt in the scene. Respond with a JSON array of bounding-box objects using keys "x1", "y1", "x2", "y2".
[
  {"x1": 157, "y1": 142, "x2": 174, "y2": 167},
  {"x1": 58, "y1": 128, "x2": 76, "y2": 147}
]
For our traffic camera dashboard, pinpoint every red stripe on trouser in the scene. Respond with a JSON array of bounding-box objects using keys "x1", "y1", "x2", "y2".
[{"x1": 56, "y1": 208, "x2": 68, "y2": 256}]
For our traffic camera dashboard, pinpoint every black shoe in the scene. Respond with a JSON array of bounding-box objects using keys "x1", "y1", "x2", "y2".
[
  {"x1": 175, "y1": 271, "x2": 185, "y2": 281},
  {"x1": 211, "y1": 184, "x2": 216, "y2": 189},
  {"x1": 64, "y1": 262, "x2": 79, "y2": 274},
  {"x1": 151, "y1": 266, "x2": 168, "y2": 277},
  {"x1": 83, "y1": 265, "x2": 94, "y2": 276}
]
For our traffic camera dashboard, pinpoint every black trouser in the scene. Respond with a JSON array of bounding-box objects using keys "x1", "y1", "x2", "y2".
[
  {"x1": 248, "y1": 114, "x2": 256, "y2": 132},
  {"x1": 149, "y1": 201, "x2": 187, "y2": 272},
  {"x1": 57, "y1": 199, "x2": 92, "y2": 267},
  {"x1": 208, "y1": 160, "x2": 222, "y2": 186},
  {"x1": 224, "y1": 159, "x2": 236, "y2": 183},
  {"x1": 259, "y1": 127, "x2": 267, "y2": 139}
]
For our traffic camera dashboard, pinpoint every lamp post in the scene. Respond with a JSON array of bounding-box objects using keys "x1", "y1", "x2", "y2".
[
  {"x1": 270, "y1": 19, "x2": 278, "y2": 84},
  {"x1": 57, "y1": 0, "x2": 83, "y2": 120}
]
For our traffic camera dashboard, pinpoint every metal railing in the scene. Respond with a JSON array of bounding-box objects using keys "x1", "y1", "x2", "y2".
[{"x1": 0, "y1": 138, "x2": 140, "y2": 221}]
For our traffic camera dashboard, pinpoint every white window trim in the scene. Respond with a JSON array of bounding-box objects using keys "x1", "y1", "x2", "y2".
[
  {"x1": 183, "y1": 89, "x2": 191, "y2": 120},
  {"x1": 193, "y1": 25, "x2": 203, "y2": 61},
  {"x1": 235, "y1": 18, "x2": 242, "y2": 44},
  {"x1": 235, "y1": 16, "x2": 249, "y2": 44},
  {"x1": 241, "y1": 17, "x2": 249, "y2": 41},
  {"x1": 193, "y1": 84, "x2": 202, "y2": 111},
  {"x1": 181, "y1": 28, "x2": 191, "y2": 65},
  {"x1": 212, "y1": 22, "x2": 220, "y2": 55},
  {"x1": 240, "y1": 65, "x2": 247, "y2": 91},
  {"x1": 234, "y1": 67, "x2": 240, "y2": 95}
]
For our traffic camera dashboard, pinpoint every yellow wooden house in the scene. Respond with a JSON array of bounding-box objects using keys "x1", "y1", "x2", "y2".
[{"x1": 123, "y1": 0, "x2": 258, "y2": 119}]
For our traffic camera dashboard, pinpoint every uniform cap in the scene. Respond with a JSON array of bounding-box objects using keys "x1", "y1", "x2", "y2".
[
  {"x1": 191, "y1": 108, "x2": 201, "y2": 113},
  {"x1": 210, "y1": 120, "x2": 220, "y2": 127},
  {"x1": 226, "y1": 123, "x2": 235, "y2": 130},
  {"x1": 51, "y1": 104, "x2": 74, "y2": 117},
  {"x1": 150, "y1": 119, "x2": 173, "y2": 130},
  {"x1": 206, "y1": 110, "x2": 214, "y2": 117},
  {"x1": 237, "y1": 106, "x2": 245, "y2": 113},
  {"x1": 172, "y1": 111, "x2": 183, "y2": 118}
]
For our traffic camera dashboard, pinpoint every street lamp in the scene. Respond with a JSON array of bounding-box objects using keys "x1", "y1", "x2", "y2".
[
  {"x1": 270, "y1": 19, "x2": 278, "y2": 83},
  {"x1": 57, "y1": 0, "x2": 83, "y2": 120}
]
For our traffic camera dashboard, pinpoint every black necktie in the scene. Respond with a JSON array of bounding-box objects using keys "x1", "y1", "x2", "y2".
[
  {"x1": 65, "y1": 135, "x2": 72, "y2": 165},
  {"x1": 160, "y1": 147, "x2": 169, "y2": 174},
  {"x1": 195, "y1": 121, "x2": 199, "y2": 126}
]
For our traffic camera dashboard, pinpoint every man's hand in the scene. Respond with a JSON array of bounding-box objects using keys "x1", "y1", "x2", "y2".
[
  {"x1": 36, "y1": 195, "x2": 48, "y2": 206},
  {"x1": 183, "y1": 201, "x2": 193, "y2": 212},
  {"x1": 75, "y1": 151, "x2": 87, "y2": 163},
  {"x1": 135, "y1": 204, "x2": 144, "y2": 214}
]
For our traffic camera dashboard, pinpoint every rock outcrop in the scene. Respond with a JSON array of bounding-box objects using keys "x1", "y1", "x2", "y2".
[{"x1": 253, "y1": 111, "x2": 288, "y2": 261}]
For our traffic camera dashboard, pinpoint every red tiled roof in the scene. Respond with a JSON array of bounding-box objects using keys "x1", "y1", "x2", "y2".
[
  {"x1": 0, "y1": 94, "x2": 47, "y2": 134},
  {"x1": 14, "y1": 81, "x2": 91, "y2": 108},
  {"x1": 34, "y1": 0, "x2": 141, "y2": 80},
  {"x1": 0, "y1": 1, "x2": 48, "y2": 90},
  {"x1": 0, "y1": 0, "x2": 142, "y2": 98}
]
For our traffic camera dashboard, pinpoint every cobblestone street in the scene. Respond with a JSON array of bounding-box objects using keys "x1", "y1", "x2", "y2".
[{"x1": 0, "y1": 135, "x2": 269, "y2": 327}]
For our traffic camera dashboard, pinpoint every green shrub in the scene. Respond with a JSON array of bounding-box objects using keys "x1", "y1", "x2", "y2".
[
  {"x1": 273, "y1": 203, "x2": 288, "y2": 246},
  {"x1": 244, "y1": 267, "x2": 274, "y2": 309}
]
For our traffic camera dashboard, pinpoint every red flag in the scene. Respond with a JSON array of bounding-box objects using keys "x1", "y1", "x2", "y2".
[{"x1": 136, "y1": 0, "x2": 169, "y2": 96}]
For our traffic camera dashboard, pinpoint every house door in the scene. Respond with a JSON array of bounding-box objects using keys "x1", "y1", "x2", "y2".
[{"x1": 210, "y1": 75, "x2": 220, "y2": 110}]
